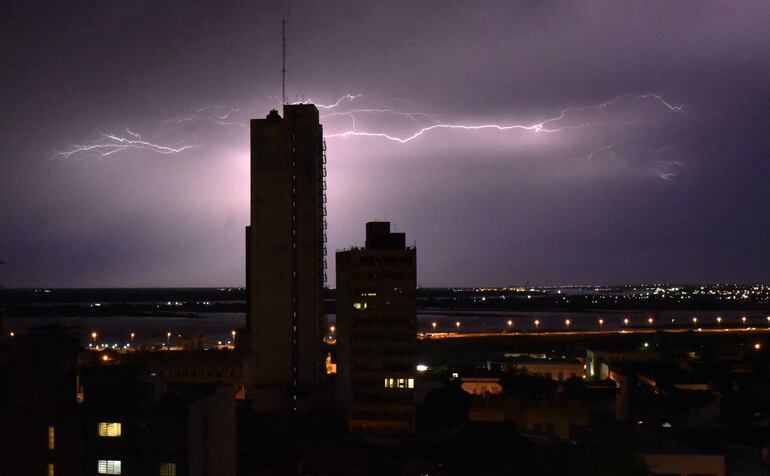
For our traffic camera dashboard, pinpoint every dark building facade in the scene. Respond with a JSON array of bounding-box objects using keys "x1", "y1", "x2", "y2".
[
  {"x1": 244, "y1": 104, "x2": 327, "y2": 411},
  {"x1": 0, "y1": 327, "x2": 83, "y2": 475},
  {"x1": 336, "y1": 222, "x2": 417, "y2": 434},
  {"x1": 80, "y1": 366, "x2": 236, "y2": 476}
]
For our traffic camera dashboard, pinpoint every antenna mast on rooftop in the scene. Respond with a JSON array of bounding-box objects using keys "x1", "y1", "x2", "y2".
[{"x1": 282, "y1": 19, "x2": 287, "y2": 105}]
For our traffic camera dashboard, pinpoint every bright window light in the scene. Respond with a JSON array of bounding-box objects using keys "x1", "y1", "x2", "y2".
[
  {"x1": 97, "y1": 460, "x2": 121, "y2": 475},
  {"x1": 98, "y1": 422, "x2": 122, "y2": 437}
]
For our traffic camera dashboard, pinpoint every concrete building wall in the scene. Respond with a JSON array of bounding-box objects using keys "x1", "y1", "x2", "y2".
[
  {"x1": 246, "y1": 104, "x2": 324, "y2": 411},
  {"x1": 515, "y1": 361, "x2": 584, "y2": 381},
  {"x1": 337, "y1": 222, "x2": 417, "y2": 435},
  {"x1": 188, "y1": 386, "x2": 236, "y2": 476}
]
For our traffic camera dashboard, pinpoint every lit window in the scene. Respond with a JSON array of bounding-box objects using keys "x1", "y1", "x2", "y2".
[
  {"x1": 48, "y1": 426, "x2": 55, "y2": 450},
  {"x1": 98, "y1": 422, "x2": 122, "y2": 437},
  {"x1": 159, "y1": 463, "x2": 177, "y2": 476},
  {"x1": 353, "y1": 302, "x2": 367, "y2": 310},
  {"x1": 97, "y1": 460, "x2": 121, "y2": 474},
  {"x1": 385, "y1": 378, "x2": 414, "y2": 389},
  {"x1": 48, "y1": 463, "x2": 54, "y2": 476}
]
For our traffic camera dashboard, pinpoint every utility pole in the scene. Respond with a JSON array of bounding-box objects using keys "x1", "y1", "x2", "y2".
[{"x1": 282, "y1": 19, "x2": 287, "y2": 105}]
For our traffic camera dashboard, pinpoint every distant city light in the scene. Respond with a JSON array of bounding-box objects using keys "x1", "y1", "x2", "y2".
[{"x1": 416, "y1": 364, "x2": 428, "y2": 372}]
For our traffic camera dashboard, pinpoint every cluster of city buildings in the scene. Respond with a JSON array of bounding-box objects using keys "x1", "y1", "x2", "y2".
[
  {"x1": 2, "y1": 103, "x2": 769, "y2": 475},
  {"x1": 0, "y1": 103, "x2": 419, "y2": 475}
]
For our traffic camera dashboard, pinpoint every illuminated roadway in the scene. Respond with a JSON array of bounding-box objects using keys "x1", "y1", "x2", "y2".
[{"x1": 418, "y1": 327, "x2": 770, "y2": 340}]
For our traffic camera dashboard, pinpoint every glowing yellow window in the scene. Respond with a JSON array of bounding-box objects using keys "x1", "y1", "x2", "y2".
[
  {"x1": 159, "y1": 463, "x2": 177, "y2": 476},
  {"x1": 47, "y1": 463, "x2": 54, "y2": 476},
  {"x1": 98, "y1": 422, "x2": 122, "y2": 437},
  {"x1": 353, "y1": 302, "x2": 367, "y2": 310},
  {"x1": 48, "y1": 426, "x2": 55, "y2": 449}
]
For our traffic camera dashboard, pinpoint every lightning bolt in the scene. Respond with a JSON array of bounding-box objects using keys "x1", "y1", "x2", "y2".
[
  {"x1": 52, "y1": 131, "x2": 196, "y2": 159},
  {"x1": 324, "y1": 93, "x2": 684, "y2": 143},
  {"x1": 54, "y1": 104, "x2": 244, "y2": 159},
  {"x1": 310, "y1": 94, "x2": 362, "y2": 110},
  {"x1": 582, "y1": 143, "x2": 618, "y2": 161},
  {"x1": 653, "y1": 160, "x2": 684, "y2": 180},
  {"x1": 53, "y1": 93, "x2": 683, "y2": 163},
  {"x1": 167, "y1": 105, "x2": 244, "y2": 128}
]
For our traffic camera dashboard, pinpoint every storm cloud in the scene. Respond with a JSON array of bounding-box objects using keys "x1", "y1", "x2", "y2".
[{"x1": 1, "y1": 1, "x2": 769, "y2": 286}]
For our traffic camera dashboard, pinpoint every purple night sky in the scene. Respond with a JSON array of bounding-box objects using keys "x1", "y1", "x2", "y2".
[{"x1": 1, "y1": 1, "x2": 769, "y2": 287}]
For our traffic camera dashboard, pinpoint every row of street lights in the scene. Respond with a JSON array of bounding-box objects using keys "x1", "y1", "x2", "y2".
[
  {"x1": 88, "y1": 330, "x2": 238, "y2": 347},
  {"x1": 426, "y1": 315, "x2": 770, "y2": 333}
]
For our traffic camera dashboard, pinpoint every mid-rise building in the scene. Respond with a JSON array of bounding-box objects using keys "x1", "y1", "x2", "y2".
[
  {"x1": 244, "y1": 104, "x2": 327, "y2": 411},
  {"x1": 336, "y1": 222, "x2": 417, "y2": 434}
]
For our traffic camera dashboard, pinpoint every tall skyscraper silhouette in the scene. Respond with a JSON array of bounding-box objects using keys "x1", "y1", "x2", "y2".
[
  {"x1": 337, "y1": 222, "x2": 417, "y2": 434},
  {"x1": 245, "y1": 104, "x2": 327, "y2": 411}
]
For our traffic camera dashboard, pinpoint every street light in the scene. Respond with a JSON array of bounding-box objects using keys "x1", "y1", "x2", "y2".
[
  {"x1": 741, "y1": 316, "x2": 747, "y2": 327},
  {"x1": 716, "y1": 317, "x2": 722, "y2": 328},
  {"x1": 431, "y1": 321, "x2": 437, "y2": 333},
  {"x1": 648, "y1": 317, "x2": 654, "y2": 327},
  {"x1": 692, "y1": 317, "x2": 698, "y2": 327},
  {"x1": 166, "y1": 331, "x2": 172, "y2": 344},
  {"x1": 534, "y1": 319, "x2": 540, "y2": 332},
  {"x1": 565, "y1": 319, "x2": 571, "y2": 330},
  {"x1": 455, "y1": 321, "x2": 461, "y2": 332},
  {"x1": 623, "y1": 318, "x2": 629, "y2": 328},
  {"x1": 598, "y1": 318, "x2": 604, "y2": 329},
  {"x1": 91, "y1": 331, "x2": 98, "y2": 346},
  {"x1": 507, "y1": 319, "x2": 513, "y2": 332}
]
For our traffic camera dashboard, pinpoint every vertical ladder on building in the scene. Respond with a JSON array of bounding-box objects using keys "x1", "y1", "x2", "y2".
[{"x1": 321, "y1": 139, "x2": 328, "y2": 285}]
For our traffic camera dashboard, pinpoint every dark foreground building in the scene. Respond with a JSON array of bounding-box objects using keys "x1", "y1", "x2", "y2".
[
  {"x1": 336, "y1": 222, "x2": 417, "y2": 434},
  {"x1": 0, "y1": 328, "x2": 236, "y2": 476},
  {"x1": 244, "y1": 104, "x2": 327, "y2": 412}
]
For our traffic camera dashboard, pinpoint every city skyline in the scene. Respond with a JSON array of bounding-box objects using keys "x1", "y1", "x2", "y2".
[{"x1": 2, "y1": 1, "x2": 770, "y2": 287}]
